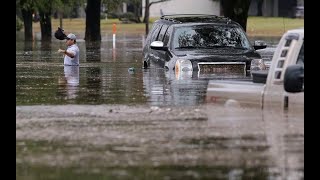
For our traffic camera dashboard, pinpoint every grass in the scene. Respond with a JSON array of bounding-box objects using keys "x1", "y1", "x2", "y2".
[
  {"x1": 31, "y1": 16, "x2": 304, "y2": 37},
  {"x1": 246, "y1": 16, "x2": 304, "y2": 36}
]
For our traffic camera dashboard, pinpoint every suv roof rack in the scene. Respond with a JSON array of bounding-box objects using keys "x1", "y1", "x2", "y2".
[
  {"x1": 160, "y1": 14, "x2": 231, "y2": 24},
  {"x1": 161, "y1": 14, "x2": 218, "y2": 17}
]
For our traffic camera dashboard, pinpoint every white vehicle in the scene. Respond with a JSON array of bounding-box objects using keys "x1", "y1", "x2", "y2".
[{"x1": 206, "y1": 28, "x2": 304, "y2": 112}]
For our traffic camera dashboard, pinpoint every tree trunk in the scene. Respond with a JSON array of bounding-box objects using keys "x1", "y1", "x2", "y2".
[
  {"x1": 21, "y1": 9, "x2": 33, "y2": 41},
  {"x1": 85, "y1": 0, "x2": 101, "y2": 41},
  {"x1": 85, "y1": 41, "x2": 101, "y2": 61},
  {"x1": 144, "y1": 0, "x2": 150, "y2": 35},
  {"x1": 221, "y1": 0, "x2": 251, "y2": 32},
  {"x1": 143, "y1": 0, "x2": 149, "y2": 23},
  {"x1": 39, "y1": 12, "x2": 52, "y2": 41},
  {"x1": 257, "y1": 0, "x2": 263, "y2": 16},
  {"x1": 40, "y1": 41, "x2": 52, "y2": 61},
  {"x1": 134, "y1": 4, "x2": 141, "y2": 23}
]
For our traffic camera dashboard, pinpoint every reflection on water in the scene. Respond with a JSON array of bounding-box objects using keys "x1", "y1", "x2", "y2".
[
  {"x1": 86, "y1": 41, "x2": 101, "y2": 62},
  {"x1": 16, "y1": 32, "x2": 148, "y2": 105},
  {"x1": 16, "y1": 32, "x2": 269, "y2": 106},
  {"x1": 16, "y1": 32, "x2": 214, "y2": 106},
  {"x1": 57, "y1": 66, "x2": 80, "y2": 100},
  {"x1": 143, "y1": 68, "x2": 209, "y2": 106}
]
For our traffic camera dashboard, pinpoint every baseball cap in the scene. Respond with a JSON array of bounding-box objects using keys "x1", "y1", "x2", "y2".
[{"x1": 67, "y1": 33, "x2": 76, "y2": 40}]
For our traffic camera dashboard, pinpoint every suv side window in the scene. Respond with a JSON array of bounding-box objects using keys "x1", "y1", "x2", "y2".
[
  {"x1": 163, "y1": 26, "x2": 173, "y2": 46},
  {"x1": 296, "y1": 41, "x2": 304, "y2": 65},
  {"x1": 157, "y1": 24, "x2": 169, "y2": 41},
  {"x1": 151, "y1": 24, "x2": 163, "y2": 42},
  {"x1": 145, "y1": 23, "x2": 159, "y2": 46}
]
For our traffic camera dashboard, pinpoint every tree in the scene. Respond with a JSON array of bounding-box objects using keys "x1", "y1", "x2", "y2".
[
  {"x1": 56, "y1": 0, "x2": 83, "y2": 29},
  {"x1": 18, "y1": 0, "x2": 35, "y2": 41},
  {"x1": 220, "y1": 0, "x2": 251, "y2": 32},
  {"x1": 35, "y1": 0, "x2": 62, "y2": 41},
  {"x1": 85, "y1": 0, "x2": 101, "y2": 41},
  {"x1": 18, "y1": 0, "x2": 82, "y2": 41},
  {"x1": 102, "y1": 0, "x2": 122, "y2": 12},
  {"x1": 125, "y1": 0, "x2": 142, "y2": 23},
  {"x1": 102, "y1": 0, "x2": 141, "y2": 23}
]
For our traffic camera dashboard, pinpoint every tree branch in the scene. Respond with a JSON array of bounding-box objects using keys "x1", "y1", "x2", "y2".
[{"x1": 148, "y1": 0, "x2": 170, "y2": 8}]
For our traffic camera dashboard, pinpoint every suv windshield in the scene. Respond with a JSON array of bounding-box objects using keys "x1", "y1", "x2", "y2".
[{"x1": 172, "y1": 24, "x2": 251, "y2": 50}]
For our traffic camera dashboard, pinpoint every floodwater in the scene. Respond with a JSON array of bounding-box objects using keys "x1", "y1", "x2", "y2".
[
  {"x1": 16, "y1": 32, "x2": 303, "y2": 180},
  {"x1": 16, "y1": 104, "x2": 304, "y2": 180},
  {"x1": 16, "y1": 32, "x2": 280, "y2": 106}
]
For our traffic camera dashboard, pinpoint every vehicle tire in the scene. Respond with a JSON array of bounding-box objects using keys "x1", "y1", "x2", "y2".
[{"x1": 143, "y1": 61, "x2": 148, "y2": 69}]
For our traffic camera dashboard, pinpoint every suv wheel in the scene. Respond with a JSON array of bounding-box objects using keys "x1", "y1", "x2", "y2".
[{"x1": 143, "y1": 61, "x2": 148, "y2": 69}]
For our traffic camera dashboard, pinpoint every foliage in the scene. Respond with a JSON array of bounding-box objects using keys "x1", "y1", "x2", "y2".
[
  {"x1": 107, "y1": 12, "x2": 119, "y2": 18},
  {"x1": 18, "y1": 0, "x2": 36, "y2": 11},
  {"x1": 36, "y1": 0, "x2": 78, "y2": 14},
  {"x1": 102, "y1": 0, "x2": 123, "y2": 12},
  {"x1": 16, "y1": 16, "x2": 24, "y2": 31},
  {"x1": 220, "y1": 0, "x2": 251, "y2": 31},
  {"x1": 119, "y1": 12, "x2": 135, "y2": 19},
  {"x1": 123, "y1": 0, "x2": 141, "y2": 10},
  {"x1": 101, "y1": 12, "x2": 107, "y2": 19}
]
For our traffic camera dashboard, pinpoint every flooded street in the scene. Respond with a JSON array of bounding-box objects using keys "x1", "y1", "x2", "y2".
[
  {"x1": 16, "y1": 105, "x2": 303, "y2": 180},
  {"x1": 16, "y1": 32, "x2": 303, "y2": 179},
  {"x1": 16, "y1": 32, "x2": 279, "y2": 106}
]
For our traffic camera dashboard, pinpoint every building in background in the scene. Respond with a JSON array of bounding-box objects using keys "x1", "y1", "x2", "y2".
[
  {"x1": 142, "y1": 0, "x2": 221, "y2": 18},
  {"x1": 248, "y1": 0, "x2": 304, "y2": 17},
  {"x1": 141, "y1": 0, "x2": 304, "y2": 18},
  {"x1": 66, "y1": 0, "x2": 304, "y2": 19}
]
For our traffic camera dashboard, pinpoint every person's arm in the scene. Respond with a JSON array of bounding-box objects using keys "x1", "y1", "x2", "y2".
[
  {"x1": 58, "y1": 49, "x2": 75, "y2": 58},
  {"x1": 63, "y1": 49, "x2": 75, "y2": 58}
]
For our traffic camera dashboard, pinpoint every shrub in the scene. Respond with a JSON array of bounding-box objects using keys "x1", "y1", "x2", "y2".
[
  {"x1": 107, "y1": 12, "x2": 119, "y2": 19},
  {"x1": 120, "y1": 12, "x2": 135, "y2": 20},
  {"x1": 100, "y1": 13, "x2": 107, "y2": 19},
  {"x1": 118, "y1": 12, "x2": 139, "y2": 23}
]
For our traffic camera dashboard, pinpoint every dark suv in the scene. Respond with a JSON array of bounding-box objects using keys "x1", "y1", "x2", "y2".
[{"x1": 143, "y1": 14, "x2": 267, "y2": 77}]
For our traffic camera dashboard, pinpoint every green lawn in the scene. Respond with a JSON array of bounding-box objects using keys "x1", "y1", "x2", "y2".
[
  {"x1": 32, "y1": 16, "x2": 304, "y2": 37},
  {"x1": 246, "y1": 16, "x2": 304, "y2": 36}
]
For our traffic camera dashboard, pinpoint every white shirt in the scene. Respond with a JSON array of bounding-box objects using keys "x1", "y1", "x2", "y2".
[{"x1": 64, "y1": 44, "x2": 80, "y2": 66}]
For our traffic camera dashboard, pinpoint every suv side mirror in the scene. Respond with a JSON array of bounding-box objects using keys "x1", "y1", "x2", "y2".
[
  {"x1": 284, "y1": 64, "x2": 304, "y2": 93},
  {"x1": 150, "y1": 41, "x2": 168, "y2": 51},
  {"x1": 253, "y1": 40, "x2": 267, "y2": 50}
]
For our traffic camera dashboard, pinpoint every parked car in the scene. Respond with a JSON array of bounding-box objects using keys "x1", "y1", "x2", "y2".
[
  {"x1": 293, "y1": 6, "x2": 304, "y2": 18},
  {"x1": 143, "y1": 14, "x2": 267, "y2": 77},
  {"x1": 206, "y1": 27, "x2": 304, "y2": 111}
]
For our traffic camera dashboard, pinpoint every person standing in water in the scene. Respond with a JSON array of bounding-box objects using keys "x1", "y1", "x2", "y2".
[{"x1": 58, "y1": 33, "x2": 80, "y2": 66}]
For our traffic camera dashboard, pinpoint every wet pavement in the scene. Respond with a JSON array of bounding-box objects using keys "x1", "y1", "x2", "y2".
[{"x1": 16, "y1": 32, "x2": 303, "y2": 179}]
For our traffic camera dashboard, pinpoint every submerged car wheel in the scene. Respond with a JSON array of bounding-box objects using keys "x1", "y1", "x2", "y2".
[{"x1": 143, "y1": 61, "x2": 148, "y2": 69}]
